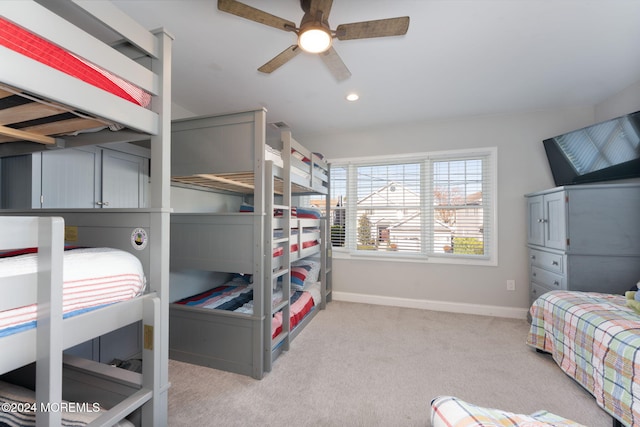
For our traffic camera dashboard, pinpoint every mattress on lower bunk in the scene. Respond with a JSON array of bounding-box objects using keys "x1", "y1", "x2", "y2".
[
  {"x1": 0, "y1": 247, "x2": 146, "y2": 337},
  {"x1": 173, "y1": 278, "x2": 321, "y2": 339},
  {"x1": 527, "y1": 290, "x2": 640, "y2": 426},
  {"x1": 0, "y1": 380, "x2": 134, "y2": 427}
]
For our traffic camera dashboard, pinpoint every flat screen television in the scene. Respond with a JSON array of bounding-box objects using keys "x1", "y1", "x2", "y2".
[{"x1": 543, "y1": 110, "x2": 640, "y2": 186}]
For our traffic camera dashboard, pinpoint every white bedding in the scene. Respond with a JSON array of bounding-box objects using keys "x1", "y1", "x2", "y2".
[{"x1": 0, "y1": 247, "x2": 146, "y2": 337}]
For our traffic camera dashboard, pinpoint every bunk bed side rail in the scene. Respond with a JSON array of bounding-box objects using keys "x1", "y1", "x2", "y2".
[
  {"x1": 170, "y1": 213, "x2": 257, "y2": 274},
  {"x1": 2, "y1": 0, "x2": 158, "y2": 93},
  {"x1": 72, "y1": 0, "x2": 160, "y2": 59},
  {"x1": 0, "y1": 48, "x2": 158, "y2": 135},
  {"x1": 0, "y1": 1, "x2": 161, "y2": 134},
  {"x1": 172, "y1": 110, "x2": 265, "y2": 176}
]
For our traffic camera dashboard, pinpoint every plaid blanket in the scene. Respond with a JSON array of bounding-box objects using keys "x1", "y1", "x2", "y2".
[
  {"x1": 527, "y1": 290, "x2": 640, "y2": 426},
  {"x1": 430, "y1": 395, "x2": 585, "y2": 426}
]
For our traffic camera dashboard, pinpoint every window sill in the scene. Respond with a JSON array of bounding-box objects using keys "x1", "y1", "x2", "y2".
[{"x1": 331, "y1": 249, "x2": 497, "y2": 266}]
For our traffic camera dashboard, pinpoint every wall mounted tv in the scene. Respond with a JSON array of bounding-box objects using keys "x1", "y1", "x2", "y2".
[{"x1": 543, "y1": 110, "x2": 640, "y2": 186}]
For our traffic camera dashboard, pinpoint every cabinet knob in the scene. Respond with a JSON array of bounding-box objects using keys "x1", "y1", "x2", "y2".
[
  {"x1": 532, "y1": 272, "x2": 537, "y2": 277},
  {"x1": 96, "y1": 201, "x2": 110, "y2": 206},
  {"x1": 531, "y1": 255, "x2": 536, "y2": 260}
]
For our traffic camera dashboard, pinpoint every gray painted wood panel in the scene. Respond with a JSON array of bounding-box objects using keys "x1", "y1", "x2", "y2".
[
  {"x1": 102, "y1": 148, "x2": 147, "y2": 208},
  {"x1": 41, "y1": 148, "x2": 99, "y2": 208},
  {"x1": 526, "y1": 183, "x2": 640, "y2": 304}
]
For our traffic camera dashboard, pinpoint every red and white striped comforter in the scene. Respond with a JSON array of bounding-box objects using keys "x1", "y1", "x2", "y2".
[{"x1": 0, "y1": 17, "x2": 151, "y2": 107}]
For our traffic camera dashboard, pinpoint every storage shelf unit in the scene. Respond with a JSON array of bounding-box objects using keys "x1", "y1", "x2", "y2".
[{"x1": 526, "y1": 183, "x2": 640, "y2": 304}]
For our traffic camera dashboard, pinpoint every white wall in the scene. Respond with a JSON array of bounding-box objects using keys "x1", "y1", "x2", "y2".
[
  {"x1": 300, "y1": 86, "x2": 640, "y2": 318},
  {"x1": 595, "y1": 81, "x2": 640, "y2": 122}
]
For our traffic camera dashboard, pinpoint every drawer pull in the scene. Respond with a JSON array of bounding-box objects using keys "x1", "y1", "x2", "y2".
[
  {"x1": 552, "y1": 261, "x2": 559, "y2": 266},
  {"x1": 553, "y1": 281, "x2": 559, "y2": 286}
]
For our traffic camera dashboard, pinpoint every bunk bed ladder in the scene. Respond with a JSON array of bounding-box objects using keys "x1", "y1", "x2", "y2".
[{"x1": 264, "y1": 129, "x2": 293, "y2": 372}]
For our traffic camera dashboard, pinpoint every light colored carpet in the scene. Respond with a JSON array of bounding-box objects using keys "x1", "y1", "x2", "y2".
[{"x1": 167, "y1": 301, "x2": 612, "y2": 426}]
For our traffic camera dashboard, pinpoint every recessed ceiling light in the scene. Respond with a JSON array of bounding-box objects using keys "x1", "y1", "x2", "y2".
[{"x1": 346, "y1": 93, "x2": 359, "y2": 102}]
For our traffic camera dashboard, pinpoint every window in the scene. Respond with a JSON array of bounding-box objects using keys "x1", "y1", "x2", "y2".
[{"x1": 327, "y1": 148, "x2": 496, "y2": 264}]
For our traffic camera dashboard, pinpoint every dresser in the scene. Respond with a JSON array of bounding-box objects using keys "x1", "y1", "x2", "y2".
[{"x1": 526, "y1": 183, "x2": 640, "y2": 305}]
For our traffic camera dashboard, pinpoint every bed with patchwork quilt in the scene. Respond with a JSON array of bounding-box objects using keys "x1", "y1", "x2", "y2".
[{"x1": 527, "y1": 290, "x2": 640, "y2": 426}]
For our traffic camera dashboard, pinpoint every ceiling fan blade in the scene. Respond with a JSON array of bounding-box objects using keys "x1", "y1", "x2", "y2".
[
  {"x1": 319, "y1": 47, "x2": 351, "y2": 81},
  {"x1": 309, "y1": 0, "x2": 333, "y2": 24},
  {"x1": 335, "y1": 17, "x2": 410, "y2": 40},
  {"x1": 218, "y1": 0, "x2": 297, "y2": 32},
  {"x1": 258, "y1": 45, "x2": 301, "y2": 74}
]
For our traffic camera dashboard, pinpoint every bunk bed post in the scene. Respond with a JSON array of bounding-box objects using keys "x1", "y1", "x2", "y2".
[
  {"x1": 263, "y1": 159, "x2": 274, "y2": 373},
  {"x1": 281, "y1": 130, "x2": 292, "y2": 353},
  {"x1": 35, "y1": 216, "x2": 64, "y2": 427},
  {"x1": 323, "y1": 164, "x2": 332, "y2": 306},
  {"x1": 143, "y1": 27, "x2": 173, "y2": 426},
  {"x1": 252, "y1": 109, "x2": 267, "y2": 379}
]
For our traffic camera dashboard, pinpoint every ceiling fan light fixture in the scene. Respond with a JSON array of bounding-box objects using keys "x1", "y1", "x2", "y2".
[{"x1": 298, "y1": 27, "x2": 332, "y2": 53}]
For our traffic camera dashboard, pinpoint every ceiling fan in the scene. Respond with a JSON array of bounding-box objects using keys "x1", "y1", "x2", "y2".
[{"x1": 218, "y1": 0, "x2": 410, "y2": 81}]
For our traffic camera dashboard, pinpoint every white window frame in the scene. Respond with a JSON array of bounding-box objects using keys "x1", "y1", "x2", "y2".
[{"x1": 328, "y1": 147, "x2": 497, "y2": 266}]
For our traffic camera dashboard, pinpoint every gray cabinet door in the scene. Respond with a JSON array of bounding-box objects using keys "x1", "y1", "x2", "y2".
[
  {"x1": 543, "y1": 191, "x2": 566, "y2": 250},
  {"x1": 101, "y1": 149, "x2": 148, "y2": 208},
  {"x1": 41, "y1": 148, "x2": 100, "y2": 208},
  {"x1": 526, "y1": 195, "x2": 544, "y2": 246}
]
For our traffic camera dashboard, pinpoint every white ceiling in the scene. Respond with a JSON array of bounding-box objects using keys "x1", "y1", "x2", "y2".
[{"x1": 111, "y1": 0, "x2": 640, "y2": 137}]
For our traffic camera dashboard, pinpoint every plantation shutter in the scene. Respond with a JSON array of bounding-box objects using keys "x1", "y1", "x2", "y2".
[{"x1": 328, "y1": 148, "x2": 496, "y2": 263}]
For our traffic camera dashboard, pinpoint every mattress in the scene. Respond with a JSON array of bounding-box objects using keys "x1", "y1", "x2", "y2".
[
  {"x1": 0, "y1": 16, "x2": 151, "y2": 107},
  {"x1": 527, "y1": 290, "x2": 640, "y2": 426},
  {"x1": 0, "y1": 247, "x2": 146, "y2": 337},
  {"x1": 173, "y1": 280, "x2": 321, "y2": 339}
]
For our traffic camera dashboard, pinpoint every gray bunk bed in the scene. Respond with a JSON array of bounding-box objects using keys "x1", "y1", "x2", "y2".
[
  {"x1": 169, "y1": 109, "x2": 332, "y2": 380},
  {"x1": 0, "y1": 1, "x2": 172, "y2": 425}
]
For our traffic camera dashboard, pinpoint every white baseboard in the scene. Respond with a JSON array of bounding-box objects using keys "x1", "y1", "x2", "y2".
[{"x1": 332, "y1": 291, "x2": 529, "y2": 320}]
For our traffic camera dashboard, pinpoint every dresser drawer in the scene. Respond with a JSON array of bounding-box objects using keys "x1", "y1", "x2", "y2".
[
  {"x1": 530, "y1": 282, "x2": 553, "y2": 304},
  {"x1": 531, "y1": 266, "x2": 565, "y2": 290},
  {"x1": 529, "y1": 248, "x2": 563, "y2": 274}
]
